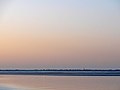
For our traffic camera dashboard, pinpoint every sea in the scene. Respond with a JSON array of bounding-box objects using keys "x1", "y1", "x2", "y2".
[{"x1": 0, "y1": 75, "x2": 120, "y2": 90}]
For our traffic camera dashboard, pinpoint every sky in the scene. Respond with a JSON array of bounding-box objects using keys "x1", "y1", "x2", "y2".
[{"x1": 0, "y1": 0, "x2": 120, "y2": 69}]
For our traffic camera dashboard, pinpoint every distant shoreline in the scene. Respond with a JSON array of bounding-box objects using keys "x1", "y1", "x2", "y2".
[{"x1": 0, "y1": 69, "x2": 120, "y2": 76}]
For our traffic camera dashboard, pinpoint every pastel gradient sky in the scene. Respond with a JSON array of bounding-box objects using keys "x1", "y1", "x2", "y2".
[{"x1": 0, "y1": 0, "x2": 120, "y2": 69}]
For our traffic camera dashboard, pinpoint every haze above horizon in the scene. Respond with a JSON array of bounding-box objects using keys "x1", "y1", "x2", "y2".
[{"x1": 0, "y1": 0, "x2": 120, "y2": 69}]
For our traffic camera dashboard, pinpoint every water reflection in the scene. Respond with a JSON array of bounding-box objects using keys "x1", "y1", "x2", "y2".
[
  {"x1": 0, "y1": 85, "x2": 25, "y2": 90},
  {"x1": 0, "y1": 86, "x2": 16, "y2": 90},
  {"x1": 0, "y1": 75, "x2": 120, "y2": 90}
]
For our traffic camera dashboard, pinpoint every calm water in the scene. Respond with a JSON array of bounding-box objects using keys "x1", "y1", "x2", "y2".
[{"x1": 0, "y1": 75, "x2": 120, "y2": 90}]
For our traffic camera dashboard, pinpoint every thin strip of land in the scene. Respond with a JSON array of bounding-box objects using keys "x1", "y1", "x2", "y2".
[{"x1": 0, "y1": 69, "x2": 120, "y2": 76}]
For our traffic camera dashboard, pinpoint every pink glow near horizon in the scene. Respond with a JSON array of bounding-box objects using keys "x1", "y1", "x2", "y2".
[{"x1": 0, "y1": 0, "x2": 120, "y2": 69}]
